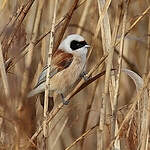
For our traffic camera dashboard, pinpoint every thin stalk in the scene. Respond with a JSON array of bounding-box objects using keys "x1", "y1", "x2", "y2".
[
  {"x1": 76, "y1": 0, "x2": 92, "y2": 34},
  {"x1": 21, "y1": 0, "x2": 44, "y2": 95},
  {"x1": 97, "y1": 0, "x2": 112, "y2": 149},
  {"x1": 87, "y1": 0, "x2": 111, "y2": 60},
  {"x1": 65, "y1": 124, "x2": 98, "y2": 150},
  {"x1": 0, "y1": 42, "x2": 9, "y2": 97},
  {"x1": 138, "y1": 1, "x2": 150, "y2": 149},
  {"x1": 51, "y1": 117, "x2": 68, "y2": 149},
  {"x1": 111, "y1": 2, "x2": 128, "y2": 150},
  {"x1": 43, "y1": 0, "x2": 58, "y2": 138}
]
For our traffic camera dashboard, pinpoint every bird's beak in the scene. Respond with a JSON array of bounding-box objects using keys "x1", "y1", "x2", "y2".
[{"x1": 85, "y1": 45, "x2": 90, "y2": 48}]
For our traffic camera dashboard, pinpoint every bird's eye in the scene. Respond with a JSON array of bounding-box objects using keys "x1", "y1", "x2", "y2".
[{"x1": 70, "y1": 40, "x2": 87, "y2": 50}]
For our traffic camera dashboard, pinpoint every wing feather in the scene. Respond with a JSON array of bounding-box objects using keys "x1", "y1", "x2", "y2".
[{"x1": 34, "y1": 50, "x2": 73, "y2": 89}]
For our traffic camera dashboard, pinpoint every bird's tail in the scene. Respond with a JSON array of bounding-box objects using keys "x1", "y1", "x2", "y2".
[{"x1": 27, "y1": 88, "x2": 44, "y2": 98}]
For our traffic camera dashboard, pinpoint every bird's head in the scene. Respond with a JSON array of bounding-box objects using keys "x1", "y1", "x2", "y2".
[{"x1": 59, "y1": 34, "x2": 90, "y2": 56}]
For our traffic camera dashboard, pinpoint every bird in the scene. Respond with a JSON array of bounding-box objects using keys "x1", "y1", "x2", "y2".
[{"x1": 27, "y1": 34, "x2": 90, "y2": 108}]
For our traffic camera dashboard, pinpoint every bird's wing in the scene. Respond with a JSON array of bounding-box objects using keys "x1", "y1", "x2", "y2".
[{"x1": 34, "y1": 49, "x2": 73, "y2": 89}]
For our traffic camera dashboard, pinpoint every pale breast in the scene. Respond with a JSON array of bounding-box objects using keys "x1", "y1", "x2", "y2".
[{"x1": 50, "y1": 56, "x2": 86, "y2": 94}]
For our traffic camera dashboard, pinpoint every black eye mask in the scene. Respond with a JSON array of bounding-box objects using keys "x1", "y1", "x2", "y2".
[{"x1": 70, "y1": 40, "x2": 88, "y2": 50}]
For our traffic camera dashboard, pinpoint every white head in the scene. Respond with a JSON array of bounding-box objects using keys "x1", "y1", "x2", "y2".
[{"x1": 59, "y1": 34, "x2": 90, "y2": 56}]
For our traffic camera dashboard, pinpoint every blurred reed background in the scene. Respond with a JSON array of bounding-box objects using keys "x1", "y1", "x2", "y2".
[{"x1": 0, "y1": 0, "x2": 150, "y2": 150}]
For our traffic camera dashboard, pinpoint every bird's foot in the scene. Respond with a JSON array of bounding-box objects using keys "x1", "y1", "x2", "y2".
[
  {"x1": 80, "y1": 71, "x2": 89, "y2": 81},
  {"x1": 61, "y1": 93, "x2": 69, "y2": 105}
]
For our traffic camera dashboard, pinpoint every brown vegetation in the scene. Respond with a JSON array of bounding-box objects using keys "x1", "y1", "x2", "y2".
[{"x1": 0, "y1": 0, "x2": 150, "y2": 150}]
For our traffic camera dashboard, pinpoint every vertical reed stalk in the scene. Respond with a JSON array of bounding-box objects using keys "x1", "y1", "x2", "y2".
[
  {"x1": 43, "y1": 0, "x2": 57, "y2": 141},
  {"x1": 111, "y1": 1, "x2": 128, "y2": 150},
  {"x1": 0, "y1": 42, "x2": 9, "y2": 97},
  {"x1": 97, "y1": 0, "x2": 112, "y2": 149}
]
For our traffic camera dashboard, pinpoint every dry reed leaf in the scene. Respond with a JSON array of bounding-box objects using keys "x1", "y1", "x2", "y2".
[{"x1": 0, "y1": 0, "x2": 150, "y2": 150}]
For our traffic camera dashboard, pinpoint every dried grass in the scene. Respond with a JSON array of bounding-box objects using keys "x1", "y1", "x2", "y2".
[{"x1": 0, "y1": 0, "x2": 150, "y2": 150}]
